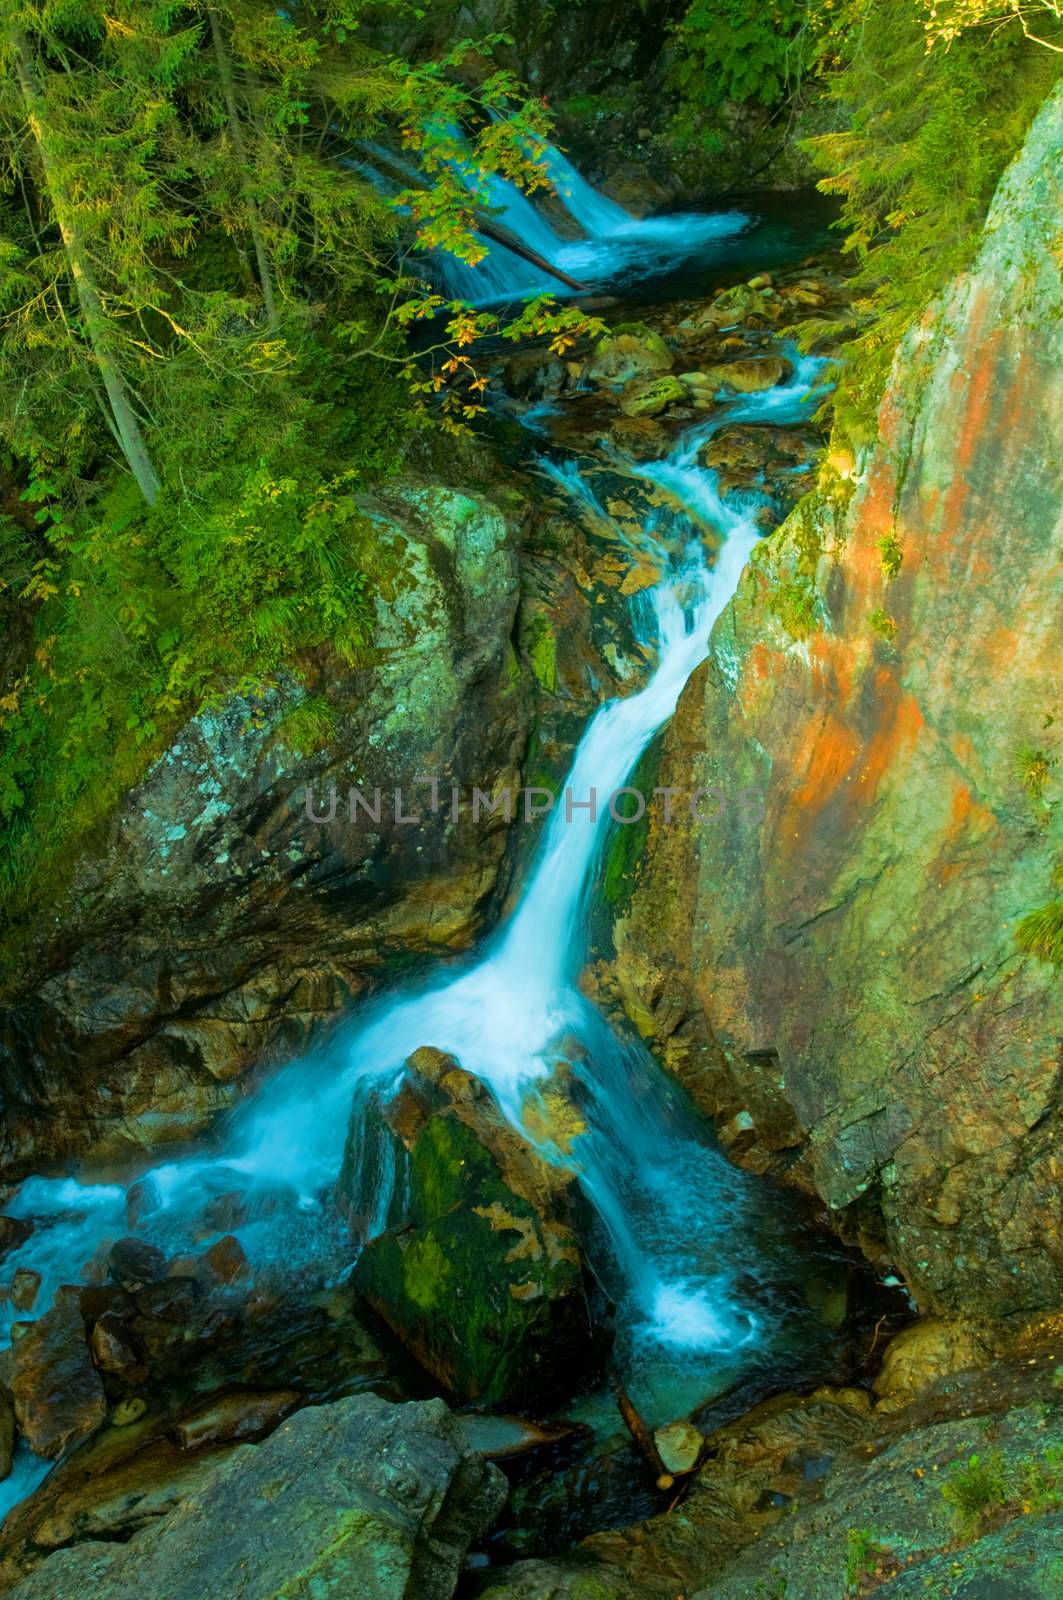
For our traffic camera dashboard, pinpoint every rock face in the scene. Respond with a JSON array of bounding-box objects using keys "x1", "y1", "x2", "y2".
[
  {"x1": 611, "y1": 86, "x2": 1063, "y2": 1315},
  {"x1": 9, "y1": 1289, "x2": 106, "y2": 1459},
  {"x1": 0, "y1": 478, "x2": 529, "y2": 1178},
  {"x1": 340, "y1": 1048, "x2": 597, "y2": 1408},
  {"x1": 2, "y1": 1393, "x2": 506, "y2": 1600}
]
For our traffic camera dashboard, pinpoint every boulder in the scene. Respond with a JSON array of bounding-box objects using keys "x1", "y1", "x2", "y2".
[
  {"x1": 588, "y1": 325, "x2": 674, "y2": 385},
  {"x1": 0, "y1": 1217, "x2": 33, "y2": 1264},
  {"x1": 10, "y1": 1288, "x2": 106, "y2": 1458},
  {"x1": 107, "y1": 1238, "x2": 166, "y2": 1289},
  {"x1": 2, "y1": 1393, "x2": 506, "y2": 1600},
  {"x1": 341, "y1": 1048, "x2": 598, "y2": 1407},
  {"x1": 873, "y1": 1318, "x2": 996, "y2": 1410},
  {"x1": 618, "y1": 375, "x2": 687, "y2": 417},
  {"x1": 0, "y1": 477, "x2": 528, "y2": 1180},
  {"x1": 695, "y1": 356, "x2": 788, "y2": 393}
]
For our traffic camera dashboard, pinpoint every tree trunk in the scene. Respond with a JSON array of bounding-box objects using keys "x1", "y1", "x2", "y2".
[
  {"x1": 10, "y1": 28, "x2": 161, "y2": 505},
  {"x1": 207, "y1": 7, "x2": 279, "y2": 328}
]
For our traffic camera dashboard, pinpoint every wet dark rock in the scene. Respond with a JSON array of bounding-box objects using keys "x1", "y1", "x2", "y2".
[
  {"x1": 108, "y1": 1237, "x2": 166, "y2": 1289},
  {"x1": 89, "y1": 1315, "x2": 145, "y2": 1385},
  {"x1": 10, "y1": 1269, "x2": 40, "y2": 1313},
  {"x1": 0, "y1": 1383, "x2": 14, "y2": 1480},
  {"x1": 0, "y1": 1217, "x2": 33, "y2": 1264},
  {"x1": 3, "y1": 1392, "x2": 507, "y2": 1600},
  {"x1": 341, "y1": 1047, "x2": 599, "y2": 1408},
  {"x1": 0, "y1": 476, "x2": 529, "y2": 1181},
  {"x1": 10, "y1": 1287, "x2": 106, "y2": 1459},
  {"x1": 198, "y1": 1235, "x2": 250, "y2": 1287},
  {"x1": 171, "y1": 1388, "x2": 299, "y2": 1450}
]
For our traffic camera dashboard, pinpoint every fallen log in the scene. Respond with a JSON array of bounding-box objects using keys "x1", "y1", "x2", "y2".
[{"x1": 364, "y1": 143, "x2": 587, "y2": 294}]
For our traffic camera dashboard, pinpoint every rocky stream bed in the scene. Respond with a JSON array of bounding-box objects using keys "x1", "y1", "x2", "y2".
[{"x1": 1, "y1": 84, "x2": 1062, "y2": 1600}]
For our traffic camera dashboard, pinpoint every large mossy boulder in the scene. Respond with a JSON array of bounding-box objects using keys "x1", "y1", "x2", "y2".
[
  {"x1": 588, "y1": 324, "x2": 674, "y2": 386},
  {"x1": 340, "y1": 1048, "x2": 599, "y2": 1408},
  {"x1": 1, "y1": 1392, "x2": 506, "y2": 1600},
  {"x1": 0, "y1": 477, "x2": 529, "y2": 1180}
]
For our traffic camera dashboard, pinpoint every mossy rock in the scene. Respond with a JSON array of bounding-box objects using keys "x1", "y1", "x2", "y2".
[
  {"x1": 618, "y1": 375, "x2": 687, "y2": 418},
  {"x1": 341, "y1": 1049, "x2": 601, "y2": 1408}
]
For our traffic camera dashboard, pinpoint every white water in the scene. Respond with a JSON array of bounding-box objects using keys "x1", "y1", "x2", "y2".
[
  {"x1": 0, "y1": 165, "x2": 835, "y2": 1509},
  {"x1": 427, "y1": 134, "x2": 751, "y2": 303}
]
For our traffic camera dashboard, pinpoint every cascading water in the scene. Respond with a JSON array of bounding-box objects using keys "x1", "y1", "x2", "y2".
[
  {"x1": 416, "y1": 132, "x2": 752, "y2": 303},
  {"x1": 0, "y1": 148, "x2": 839, "y2": 1518}
]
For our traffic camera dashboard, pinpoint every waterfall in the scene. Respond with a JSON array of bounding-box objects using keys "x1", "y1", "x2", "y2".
[
  {"x1": 406, "y1": 131, "x2": 751, "y2": 304},
  {"x1": 0, "y1": 152, "x2": 835, "y2": 1510}
]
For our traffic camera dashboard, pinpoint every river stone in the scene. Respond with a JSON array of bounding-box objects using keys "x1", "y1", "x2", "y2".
[
  {"x1": 696, "y1": 356, "x2": 788, "y2": 392},
  {"x1": 10, "y1": 1287, "x2": 106, "y2": 1459},
  {"x1": 872, "y1": 1317, "x2": 996, "y2": 1408},
  {"x1": 653, "y1": 1420, "x2": 703, "y2": 1474},
  {"x1": 340, "y1": 1047, "x2": 597, "y2": 1408},
  {"x1": 107, "y1": 1237, "x2": 166, "y2": 1288},
  {"x1": 1, "y1": 1392, "x2": 507, "y2": 1600},
  {"x1": 618, "y1": 375, "x2": 687, "y2": 417},
  {"x1": 588, "y1": 325, "x2": 674, "y2": 385}
]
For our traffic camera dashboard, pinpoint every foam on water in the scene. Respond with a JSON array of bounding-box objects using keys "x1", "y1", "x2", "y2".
[{"x1": 0, "y1": 163, "x2": 839, "y2": 1498}]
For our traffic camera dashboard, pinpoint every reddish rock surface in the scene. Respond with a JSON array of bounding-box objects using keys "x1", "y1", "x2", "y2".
[{"x1": 612, "y1": 86, "x2": 1063, "y2": 1317}]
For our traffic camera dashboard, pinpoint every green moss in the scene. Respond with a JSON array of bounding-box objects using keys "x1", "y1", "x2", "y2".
[
  {"x1": 869, "y1": 607, "x2": 897, "y2": 641},
  {"x1": 845, "y1": 1527, "x2": 888, "y2": 1592},
  {"x1": 941, "y1": 1450, "x2": 1008, "y2": 1538},
  {"x1": 526, "y1": 613, "x2": 558, "y2": 692},
  {"x1": 600, "y1": 741, "x2": 660, "y2": 909},
  {"x1": 402, "y1": 1231, "x2": 453, "y2": 1312},
  {"x1": 879, "y1": 530, "x2": 903, "y2": 581},
  {"x1": 1016, "y1": 900, "x2": 1063, "y2": 967},
  {"x1": 274, "y1": 695, "x2": 338, "y2": 759}
]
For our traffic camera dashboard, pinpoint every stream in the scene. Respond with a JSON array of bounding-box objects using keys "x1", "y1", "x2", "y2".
[{"x1": 1, "y1": 148, "x2": 863, "y2": 1540}]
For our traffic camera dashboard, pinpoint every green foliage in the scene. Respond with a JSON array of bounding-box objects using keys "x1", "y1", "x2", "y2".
[
  {"x1": 869, "y1": 607, "x2": 897, "y2": 642},
  {"x1": 1016, "y1": 899, "x2": 1063, "y2": 966},
  {"x1": 1014, "y1": 743, "x2": 1055, "y2": 803},
  {"x1": 670, "y1": 0, "x2": 813, "y2": 113},
  {"x1": 275, "y1": 695, "x2": 339, "y2": 759},
  {"x1": 941, "y1": 1450, "x2": 1008, "y2": 1536},
  {"x1": 805, "y1": 0, "x2": 1059, "y2": 438},
  {"x1": 845, "y1": 1526, "x2": 888, "y2": 1591},
  {"x1": 879, "y1": 530, "x2": 903, "y2": 582}
]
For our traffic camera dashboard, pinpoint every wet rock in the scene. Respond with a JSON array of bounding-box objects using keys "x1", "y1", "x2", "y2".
[
  {"x1": 588, "y1": 325, "x2": 674, "y2": 385},
  {"x1": 654, "y1": 1421, "x2": 703, "y2": 1475},
  {"x1": 341, "y1": 1047, "x2": 598, "y2": 1408},
  {"x1": 0, "y1": 1217, "x2": 33, "y2": 1263},
  {"x1": 0, "y1": 475, "x2": 529, "y2": 1180},
  {"x1": 0, "y1": 1383, "x2": 14, "y2": 1480},
  {"x1": 2, "y1": 1392, "x2": 506, "y2": 1600},
  {"x1": 199, "y1": 1235, "x2": 250, "y2": 1287},
  {"x1": 10, "y1": 1287, "x2": 106, "y2": 1458},
  {"x1": 108, "y1": 1238, "x2": 166, "y2": 1289},
  {"x1": 10, "y1": 1269, "x2": 40, "y2": 1313},
  {"x1": 504, "y1": 350, "x2": 568, "y2": 400},
  {"x1": 610, "y1": 85, "x2": 1063, "y2": 1318},
  {"x1": 873, "y1": 1318, "x2": 996, "y2": 1410},
  {"x1": 696, "y1": 356, "x2": 788, "y2": 393},
  {"x1": 618, "y1": 374, "x2": 687, "y2": 417},
  {"x1": 172, "y1": 1388, "x2": 299, "y2": 1450},
  {"x1": 90, "y1": 1314, "x2": 145, "y2": 1384}
]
